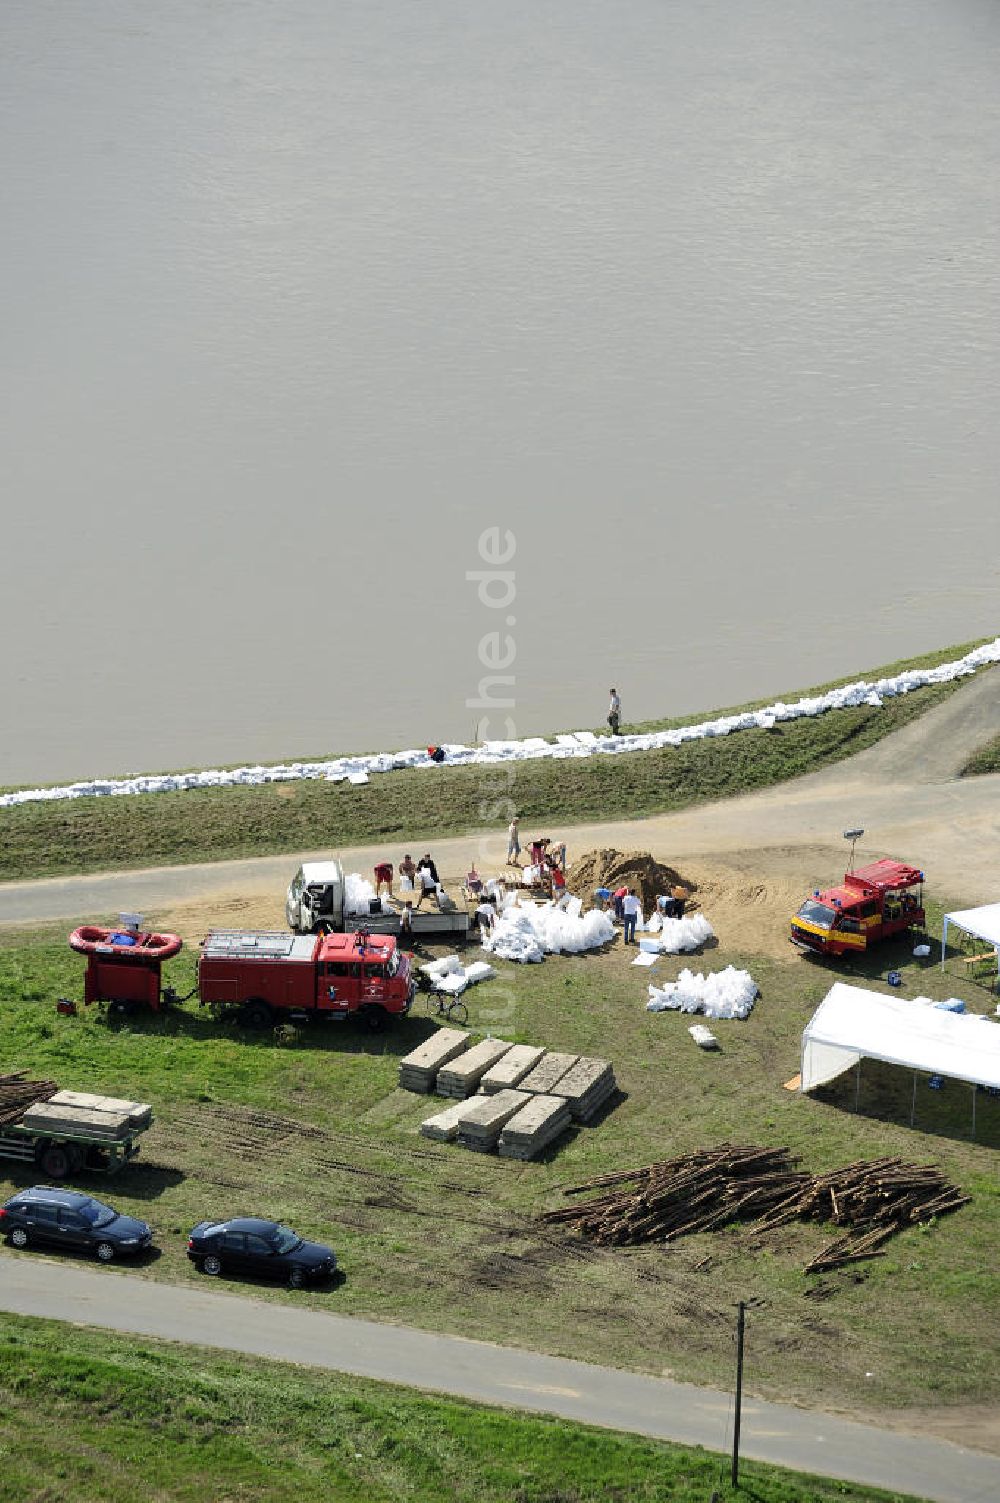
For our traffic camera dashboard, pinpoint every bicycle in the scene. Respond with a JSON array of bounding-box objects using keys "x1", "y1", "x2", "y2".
[{"x1": 423, "y1": 990, "x2": 468, "y2": 1026}]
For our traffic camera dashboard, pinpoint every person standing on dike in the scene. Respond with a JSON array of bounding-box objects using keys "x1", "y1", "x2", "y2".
[
  {"x1": 608, "y1": 688, "x2": 621, "y2": 736},
  {"x1": 507, "y1": 816, "x2": 521, "y2": 867}
]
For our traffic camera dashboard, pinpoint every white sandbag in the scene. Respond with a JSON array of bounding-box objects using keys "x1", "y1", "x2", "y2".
[
  {"x1": 481, "y1": 899, "x2": 613, "y2": 964},
  {"x1": 647, "y1": 965, "x2": 758, "y2": 1021},
  {"x1": 689, "y1": 1024, "x2": 719, "y2": 1049},
  {"x1": 632, "y1": 951, "x2": 659, "y2": 968},
  {"x1": 639, "y1": 912, "x2": 662, "y2": 934},
  {"x1": 421, "y1": 954, "x2": 464, "y2": 978},
  {"x1": 463, "y1": 961, "x2": 497, "y2": 985},
  {"x1": 10, "y1": 637, "x2": 1000, "y2": 813},
  {"x1": 435, "y1": 972, "x2": 469, "y2": 996},
  {"x1": 659, "y1": 913, "x2": 715, "y2": 954},
  {"x1": 344, "y1": 872, "x2": 377, "y2": 916},
  {"x1": 564, "y1": 894, "x2": 583, "y2": 919},
  {"x1": 639, "y1": 937, "x2": 662, "y2": 954}
]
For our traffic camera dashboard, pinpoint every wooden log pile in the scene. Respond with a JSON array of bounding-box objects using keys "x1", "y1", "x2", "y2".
[
  {"x1": 542, "y1": 1144, "x2": 969, "y2": 1272},
  {"x1": 753, "y1": 1156, "x2": 971, "y2": 1274},
  {"x1": 0, "y1": 1073, "x2": 58, "y2": 1129}
]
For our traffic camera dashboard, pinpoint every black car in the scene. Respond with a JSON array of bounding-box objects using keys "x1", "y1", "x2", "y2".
[
  {"x1": 186, "y1": 1216, "x2": 336, "y2": 1288},
  {"x1": 0, "y1": 1186, "x2": 152, "y2": 1262}
]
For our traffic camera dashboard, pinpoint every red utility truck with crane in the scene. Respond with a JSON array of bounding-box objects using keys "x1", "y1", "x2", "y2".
[{"x1": 790, "y1": 859, "x2": 926, "y2": 958}]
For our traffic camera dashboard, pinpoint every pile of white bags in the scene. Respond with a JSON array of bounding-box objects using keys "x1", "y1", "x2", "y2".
[
  {"x1": 637, "y1": 913, "x2": 714, "y2": 954},
  {"x1": 344, "y1": 872, "x2": 391, "y2": 917},
  {"x1": 483, "y1": 910, "x2": 546, "y2": 964},
  {"x1": 7, "y1": 638, "x2": 998, "y2": 810},
  {"x1": 482, "y1": 900, "x2": 615, "y2": 965},
  {"x1": 420, "y1": 955, "x2": 497, "y2": 995},
  {"x1": 646, "y1": 966, "x2": 758, "y2": 1021}
]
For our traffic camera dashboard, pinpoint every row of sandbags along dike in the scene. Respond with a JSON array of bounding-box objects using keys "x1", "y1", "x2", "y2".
[{"x1": 399, "y1": 1029, "x2": 618, "y2": 1160}]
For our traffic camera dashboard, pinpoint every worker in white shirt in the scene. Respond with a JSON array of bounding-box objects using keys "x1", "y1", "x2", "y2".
[
  {"x1": 608, "y1": 688, "x2": 621, "y2": 736},
  {"x1": 622, "y1": 888, "x2": 642, "y2": 944}
]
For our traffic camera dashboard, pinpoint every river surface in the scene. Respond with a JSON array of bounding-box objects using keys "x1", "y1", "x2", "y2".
[{"x1": 1, "y1": 0, "x2": 998, "y2": 785}]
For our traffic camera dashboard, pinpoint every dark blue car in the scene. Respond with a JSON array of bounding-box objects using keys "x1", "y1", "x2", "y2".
[
  {"x1": 0, "y1": 1186, "x2": 152, "y2": 1262},
  {"x1": 187, "y1": 1216, "x2": 336, "y2": 1288}
]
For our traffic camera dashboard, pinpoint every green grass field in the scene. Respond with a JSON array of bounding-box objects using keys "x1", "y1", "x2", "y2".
[
  {"x1": 0, "y1": 1315, "x2": 930, "y2": 1503},
  {"x1": 2, "y1": 900, "x2": 998, "y2": 1423},
  {"x1": 0, "y1": 639, "x2": 989, "y2": 882},
  {"x1": 961, "y1": 733, "x2": 1000, "y2": 776}
]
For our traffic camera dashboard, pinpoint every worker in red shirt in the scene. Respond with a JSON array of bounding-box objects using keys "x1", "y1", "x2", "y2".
[{"x1": 374, "y1": 862, "x2": 393, "y2": 898}]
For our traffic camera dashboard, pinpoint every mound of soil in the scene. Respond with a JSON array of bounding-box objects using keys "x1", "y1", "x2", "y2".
[{"x1": 566, "y1": 849, "x2": 696, "y2": 915}]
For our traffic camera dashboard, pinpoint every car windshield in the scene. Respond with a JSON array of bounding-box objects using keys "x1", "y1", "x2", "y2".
[
  {"x1": 79, "y1": 1201, "x2": 116, "y2": 1227},
  {"x1": 796, "y1": 900, "x2": 836, "y2": 928},
  {"x1": 271, "y1": 1226, "x2": 303, "y2": 1254}
]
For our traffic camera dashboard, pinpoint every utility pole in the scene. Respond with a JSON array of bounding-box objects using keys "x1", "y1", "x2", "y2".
[{"x1": 731, "y1": 1300, "x2": 746, "y2": 1488}]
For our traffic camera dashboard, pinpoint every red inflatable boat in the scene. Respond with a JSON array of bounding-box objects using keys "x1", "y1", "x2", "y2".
[
  {"x1": 68, "y1": 925, "x2": 183, "y2": 1010},
  {"x1": 69, "y1": 925, "x2": 183, "y2": 961}
]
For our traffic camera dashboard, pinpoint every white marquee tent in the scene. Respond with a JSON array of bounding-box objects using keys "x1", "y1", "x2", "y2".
[
  {"x1": 800, "y1": 983, "x2": 1000, "y2": 1131},
  {"x1": 941, "y1": 903, "x2": 1000, "y2": 987}
]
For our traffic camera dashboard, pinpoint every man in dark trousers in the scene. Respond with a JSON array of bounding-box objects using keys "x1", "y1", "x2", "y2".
[{"x1": 608, "y1": 688, "x2": 621, "y2": 736}]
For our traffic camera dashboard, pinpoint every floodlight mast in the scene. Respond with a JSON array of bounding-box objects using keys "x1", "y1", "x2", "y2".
[{"x1": 843, "y1": 828, "x2": 865, "y2": 872}]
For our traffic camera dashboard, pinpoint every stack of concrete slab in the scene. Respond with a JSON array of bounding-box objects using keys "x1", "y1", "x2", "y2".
[
  {"x1": 455, "y1": 1089, "x2": 529, "y2": 1153},
  {"x1": 420, "y1": 1100, "x2": 481, "y2": 1143},
  {"x1": 551, "y1": 1057, "x2": 617, "y2": 1123},
  {"x1": 517, "y1": 1052, "x2": 579, "y2": 1095},
  {"x1": 437, "y1": 1039, "x2": 513, "y2": 1099},
  {"x1": 47, "y1": 1090, "x2": 153, "y2": 1131},
  {"x1": 20, "y1": 1096, "x2": 151, "y2": 1142},
  {"x1": 481, "y1": 1044, "x2": 546, "y2": 1094},
  {"x1": 398, "y1": 1029, "x2": 471, "y2": 1093},
  {"x1": 498, "y1": 1094, "x2": 573, "y2": 1160}
]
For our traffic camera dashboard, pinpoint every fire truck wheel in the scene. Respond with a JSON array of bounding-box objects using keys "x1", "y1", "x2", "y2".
[
  {"x1": 362, "y1": 1005, "x2": 388, "y2": 1033},
  {"x1": 40, "y1": 1145, "x2": 71, "y2": 1179},
  {"x1": 240, "y1": 1001, "x2": 273, "y2": 1030}
]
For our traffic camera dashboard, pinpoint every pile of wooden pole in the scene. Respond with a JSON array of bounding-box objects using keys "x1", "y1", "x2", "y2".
[
  {"x1": 543, "y1": 1144, "x2": 808, "y2": 1246},
  {"x1": 0, "y1": 1072, "x2": 58, "y2": 1128},
  {"x1": 542, "y1": 1144, "x2": 969, "y2": 1272},
  {"x1": 753, "y1": 1156, "x2": 971, "y2": 1274}
]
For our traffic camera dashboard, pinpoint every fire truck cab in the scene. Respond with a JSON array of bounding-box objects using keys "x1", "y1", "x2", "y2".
[
  {"x1": 198, "y1": 929, "x2": 413, "y2": 1031},
  {"x1": 790, "y1": 859, "x2": 925, "y2": 958}
]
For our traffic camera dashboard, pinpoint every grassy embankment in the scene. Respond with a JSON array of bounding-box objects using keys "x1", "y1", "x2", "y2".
[
  {"x1": 0, "y1": 1316, "x2": 930, "y2": 1503},
  {"x1": 2, "y1": 899, "x2": 999, "y2": 1421},
  {"x1": 0, "y1": 639, "x2": 990, "y2": 882},
  {"x1": 961, "y1": 735, "x2": 1000, "y2": 776}
]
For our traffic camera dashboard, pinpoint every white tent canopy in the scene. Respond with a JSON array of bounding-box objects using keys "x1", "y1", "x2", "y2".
[
  {"x1": 941, "y1": 904, "x2": 1000, "y2": 979},
  {"x1": 800, "y1": 982, "x2": 1000, "y2": 1094}
]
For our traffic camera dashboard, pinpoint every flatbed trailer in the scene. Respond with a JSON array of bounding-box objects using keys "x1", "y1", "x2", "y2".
[
  {"x1": 0, "y1": 1081, "x2": 154, "y2": 1179},
  {"x1": 0, "y1": 1122, "x2": 147, "y2": 1179}
]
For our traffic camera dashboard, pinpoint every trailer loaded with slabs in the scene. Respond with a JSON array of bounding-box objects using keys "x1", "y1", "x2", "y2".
[{"x1": 0, "y1": 1076, "x2": 153, "y2": 1179}]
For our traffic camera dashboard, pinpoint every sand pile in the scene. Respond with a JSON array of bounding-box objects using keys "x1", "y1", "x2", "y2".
[{"x1": 566, "y1": 849, "x2": 694, "y2": 915}]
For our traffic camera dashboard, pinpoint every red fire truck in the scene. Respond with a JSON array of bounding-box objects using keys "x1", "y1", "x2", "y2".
[
  {"x1": 197, "y1": 929, "x2": 414, "y2": 1031},
  {"x1": 790, "y1": 859, "x2": 925, "y2": 958}
]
